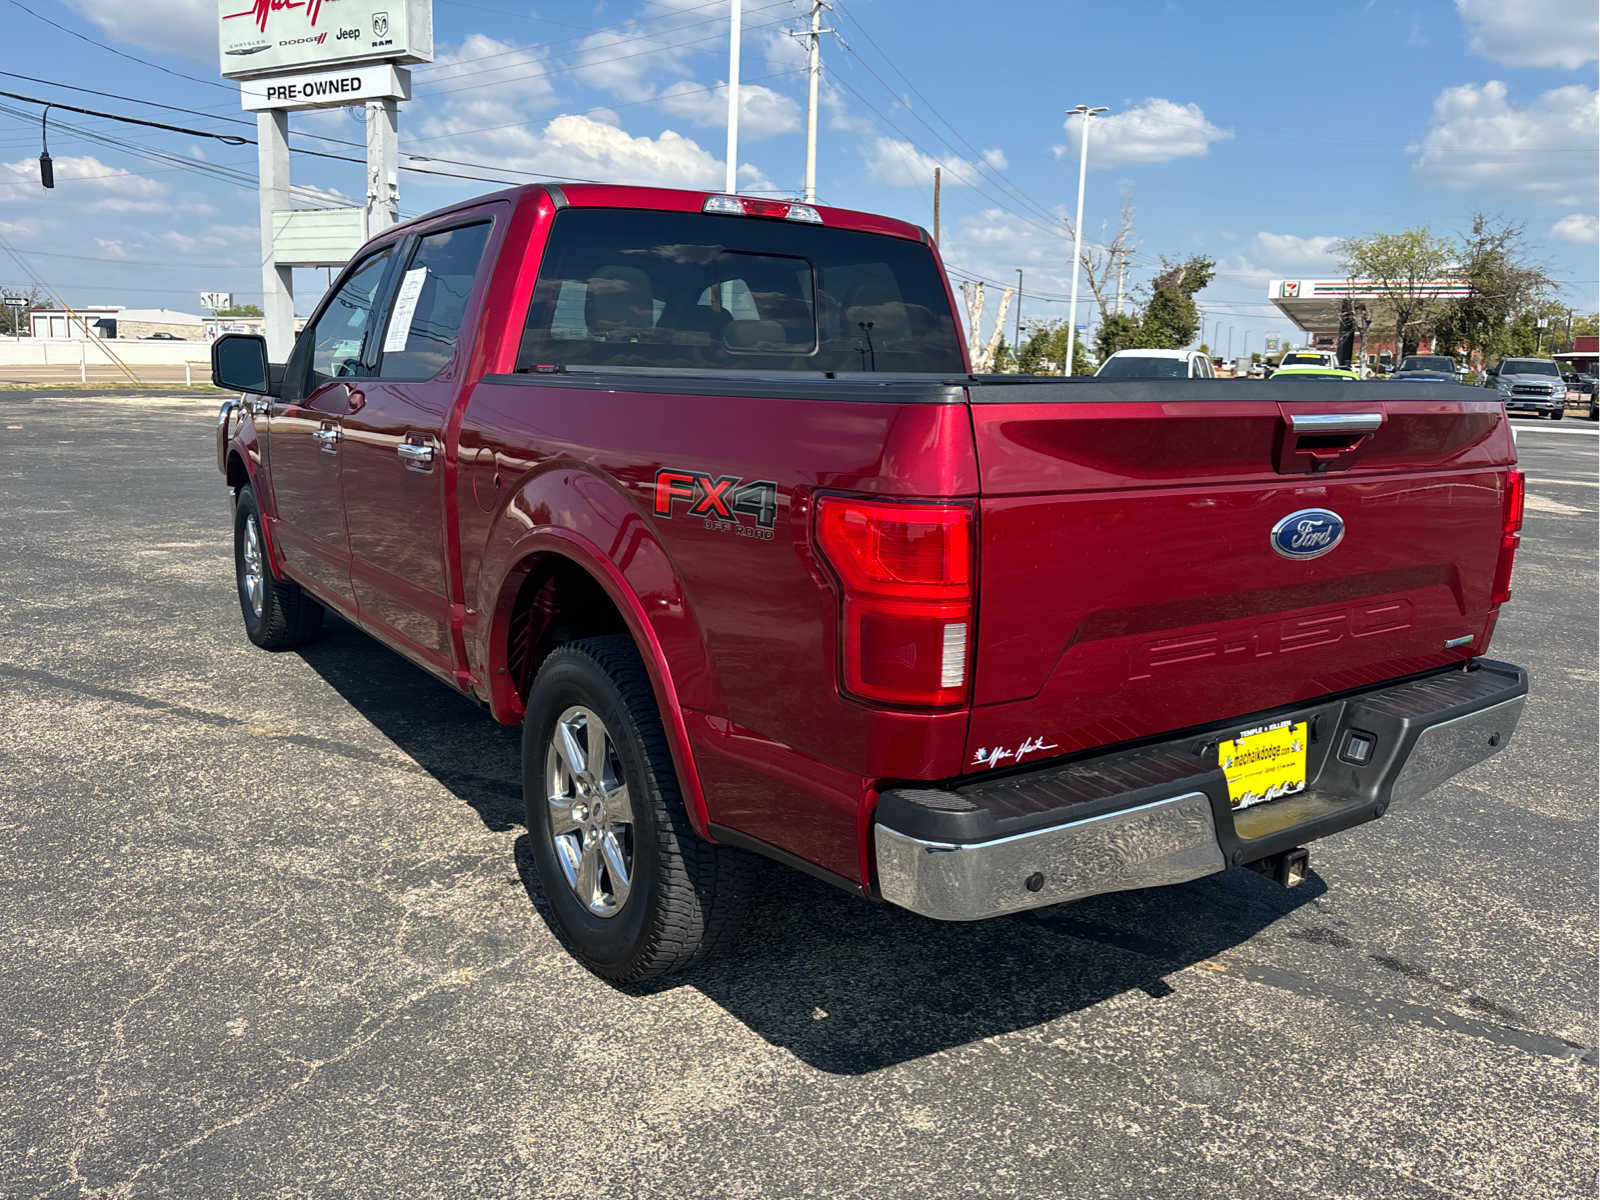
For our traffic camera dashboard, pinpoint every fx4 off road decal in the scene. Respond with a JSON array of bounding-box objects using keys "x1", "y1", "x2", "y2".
[{"x1": 653, "y1": 470, "x2": 779, "y2": 541}]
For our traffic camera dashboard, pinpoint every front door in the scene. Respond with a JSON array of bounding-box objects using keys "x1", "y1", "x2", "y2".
[
  {"x1": 266, "y1": 246, "x2": 396, "y2": 615},
  {"x1": 340, "y1": 218, "x2": 495, "y2": 680}
]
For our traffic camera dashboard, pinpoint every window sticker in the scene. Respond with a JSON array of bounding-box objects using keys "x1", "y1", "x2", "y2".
[{"x1": 383, "y1": 267, "x2": 428, "y2": 353}]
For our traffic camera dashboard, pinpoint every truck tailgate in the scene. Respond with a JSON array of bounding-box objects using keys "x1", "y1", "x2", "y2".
[{"x1": 961, "y1": 381, "x2": 1516, "y2": 774}]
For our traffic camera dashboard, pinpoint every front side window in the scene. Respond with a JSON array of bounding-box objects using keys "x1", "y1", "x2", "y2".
[
  {"x1": 377, "y1": 222, "x2": 492, "y2": 379},
  {"x1": 304, "y1": 248, "x2": 393, "y2": 392},
  {"x1": 515, "y1": 208, "x2": 964, "y2": 373}
]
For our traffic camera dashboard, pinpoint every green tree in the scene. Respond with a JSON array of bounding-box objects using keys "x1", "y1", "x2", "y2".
[
  {"x1": 1016, "y1": 319, "x2": 1092, "y2": 375},
  {"x1": 1336, "y1": 227, "x2": 1454, "y2": 360},
  {"x1": 1093, "y1": 311, "x2": 1147, "y2": 359},
  {"x1": 0, "y1": 286, "x2": 43, "y2": 337},
  {"x1": 1141, "y1": 256, "x2": 1214, "y2": 347},
  {"x1": 1430, "y1": 215, "x2": 1552, "y2": 364},
  {"x1": 1498, "y1": 299, "x2": 1580, "y2": 359},
  {"x1": 216, "y1": 303, "x2": 263, "y2": 317},
  {"x1": 989, "y1": 336, "x2": 1016, "y2": 373}
]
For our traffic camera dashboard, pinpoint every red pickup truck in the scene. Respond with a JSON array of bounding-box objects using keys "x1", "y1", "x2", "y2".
[{"x1": 213, "y1": 184, "x2": 1528, "y2": 982}]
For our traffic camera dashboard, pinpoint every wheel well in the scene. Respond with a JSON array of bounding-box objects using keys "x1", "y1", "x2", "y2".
[
  {"x1": 506, "y1": 556, "x2": 629, "y2": 700},
  {"x1": 226, "y1": 451, "x2": 250, "y2": 491}
]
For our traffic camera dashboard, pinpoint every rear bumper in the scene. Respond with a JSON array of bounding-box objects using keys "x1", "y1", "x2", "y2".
[{"x1": 874, "y1": 659, "x2": 1527, "y2": 921}]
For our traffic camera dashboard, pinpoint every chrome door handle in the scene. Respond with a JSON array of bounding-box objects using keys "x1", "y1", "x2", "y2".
[
  {"x1": 1288, "y1": 413, "x2": 1384, "y2": 434},
  {"x1": 397, "y1": 441, "x2": 434, "y2": 465},
  {"x1": 312, "y1": 426, "x2": 341, "y2": 452}
]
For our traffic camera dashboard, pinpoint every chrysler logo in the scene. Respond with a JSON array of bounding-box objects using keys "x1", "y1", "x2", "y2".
[{"x1": 1271, "y1": 508, "x2": 1345, "y2": 560}]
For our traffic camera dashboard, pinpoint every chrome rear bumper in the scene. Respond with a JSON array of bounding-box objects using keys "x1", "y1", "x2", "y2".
[
  {"x1": 876, "y1": 792, "x2": 1225, "y2": 922},
  {"x1": 875, "y1": 660, "x2": 1527, "y2": 922}
]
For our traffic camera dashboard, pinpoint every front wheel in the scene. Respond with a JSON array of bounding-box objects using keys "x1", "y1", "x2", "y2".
[
  {"x1": 523, "y1": 636, "x2": 753, "y2": 983},
  {"x1": 233, "y1": 486, "x2": 323, "y2": 649},
  {"x1": 1551, "y1": 408, "x2": 1565, "y2": 421}
]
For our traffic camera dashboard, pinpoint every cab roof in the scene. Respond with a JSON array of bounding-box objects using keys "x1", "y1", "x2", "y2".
[{"x1": 385, "y1": 182, "x2": 931, "y2": 245}]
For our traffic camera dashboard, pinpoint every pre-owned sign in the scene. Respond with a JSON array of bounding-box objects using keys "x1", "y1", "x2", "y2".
[
  {"x1": 240, "y1": 64, "x2": 411, "y2": 110},
  {"x1": 218, "y1": 0, "x2": 432, "y2": 79}
]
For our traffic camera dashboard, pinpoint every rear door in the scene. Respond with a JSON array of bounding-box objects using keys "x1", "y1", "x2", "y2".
[
  {"x1": 341, "y1": 216, "x2": 497, "y2": 681},
  {"x1": 266, "y1": 245, "x2": 397, "y2": 614},
  {"x1": 961, "y1": 380, "x2": 1516, "y2": 772}
]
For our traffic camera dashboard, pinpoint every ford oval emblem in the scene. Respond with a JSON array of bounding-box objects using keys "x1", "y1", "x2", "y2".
[{"x1": 1271, "y1": 508, "x2": 1345, "y2": 559}]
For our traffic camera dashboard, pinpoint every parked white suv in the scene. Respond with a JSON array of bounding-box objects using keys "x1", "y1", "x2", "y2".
[{"x1": 1095, "y1": 349, "x2": 1215, "y2": 379}]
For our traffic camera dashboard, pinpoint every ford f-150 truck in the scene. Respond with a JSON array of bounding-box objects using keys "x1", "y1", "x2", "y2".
[{"x1": 212, "y1": 184, "x2": 1528, "y2": 982}]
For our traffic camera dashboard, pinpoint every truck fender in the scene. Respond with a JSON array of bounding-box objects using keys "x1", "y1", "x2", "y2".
[
  {"x1": 222, "y1": 417, "x2": 288, "y2": 577},
  {"x1": 480, "y1": 518, "x2": 716, "y2": 841}
]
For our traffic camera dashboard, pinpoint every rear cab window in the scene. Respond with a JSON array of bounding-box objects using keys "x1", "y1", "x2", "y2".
[{"x1": 515, "y1": 208, "x2": 965, "y2": 373}]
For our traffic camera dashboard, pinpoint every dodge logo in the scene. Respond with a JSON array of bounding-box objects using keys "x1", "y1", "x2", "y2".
[{"x1": 372, "y1": 11, "x2": 390, "y2": 37}]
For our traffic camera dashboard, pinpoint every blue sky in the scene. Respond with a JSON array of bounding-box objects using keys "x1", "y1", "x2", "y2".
[{"x1": 0, "y1": 0, "x2": 1595, "y2": 353}]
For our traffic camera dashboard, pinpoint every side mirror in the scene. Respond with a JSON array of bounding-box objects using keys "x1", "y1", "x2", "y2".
[
  {"x1": 212, "y1": 333, "x2": 273, "y2": 394},
  {"x1": 1485, "y1": 366, "x2": 1498, "y2": 378}
]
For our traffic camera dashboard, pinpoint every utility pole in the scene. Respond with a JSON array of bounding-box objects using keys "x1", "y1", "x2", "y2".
[
  {"x1": 789, "y1": 0, "x2": 833, "y2": 204},
  {"x1": 1062, "y1": 104, "x2": 1107, "y2": 377},
  {"x1": 932, "y1": 166, "x2": 941, "y2": 243},
  {"x1": 1014, "y1": 268, "x2": 1023, "y2": 355},
  {"x1": 724, "y1": 0, "x2": 741, "y2": 194}
]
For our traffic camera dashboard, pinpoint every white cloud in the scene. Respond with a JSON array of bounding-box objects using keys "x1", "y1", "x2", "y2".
[
  {"x1": 940, "y1": 207, "x2": 1074, "y2": 294},
  {"x1": 425, "y1": 112, "x2": 770, "y2": 192},
  {"x1": 95, "y1": 239, "x2": 129, "y2": 260},
  {"x1": 418, "y1": 33, "x2": 558, "y2": 132},
  {"x1": 657, "y1": 81, "x2": 801, "y2": 139},
  {"x1": 1552, "y1": 212, "x2": 1598, "y2": 244},
  {"x1": 1456, "y1": 0, "x2": 1598, "y2": 69},
  {"x1": 1056, "y1": 99, "x2": 1231, "y2": 167},
  {"x1": 1412, "y1": 82, "x2": 1599, "y2": 205},
  {"x1": 573, "y1": 26, "x2": 691, "y2": 103},
  {"x1": 1253, "y1": 233, "x2": 1342, "y2": 270},
  {"x1": 865, "y1": 138, "x2": 994, "y2": 188},
  {"x1": 981, "y1": 149, "x2": 1008, "y2": 171},
  {"x1": 1, "y1": 155, "x2": 168, "y2": 212},
  {"x1": 60, "y1": 0, "x2": 215, "y2": 65}
]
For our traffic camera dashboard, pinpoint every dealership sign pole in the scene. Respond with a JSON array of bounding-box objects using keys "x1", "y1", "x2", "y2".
[{"x1": 219, "y1": 0, "x2": 432, "y2": 358}]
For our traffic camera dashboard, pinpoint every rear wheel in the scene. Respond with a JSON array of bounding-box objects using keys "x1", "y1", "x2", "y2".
[
  {"x1": 233, "y1": 486, "x2": 323, "y2": 650},
  {"x1": 522, "y1": 636, "x2": 753, "y2": 982}
]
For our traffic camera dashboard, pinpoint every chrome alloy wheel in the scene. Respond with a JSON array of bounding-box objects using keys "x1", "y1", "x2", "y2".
[
  {"x1": 241, "y1": 514, "x2": 265, "y2": 619},
  {"x1": 544, "y1": 705, "x2": 634, "y2": 918}
]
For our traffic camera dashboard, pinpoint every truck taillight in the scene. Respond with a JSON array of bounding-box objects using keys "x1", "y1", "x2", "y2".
[
  {"x1": 815, "y1": 496, "x2": 973, "y2": 708},
  {"x1": 1492, "y1": 469, "x2": 1524, "y2": 605}
]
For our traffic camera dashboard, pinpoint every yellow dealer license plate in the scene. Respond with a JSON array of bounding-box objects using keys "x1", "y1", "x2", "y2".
[{"x1": 1219, "y1": 720, "x2": 1307, "y2": 811}]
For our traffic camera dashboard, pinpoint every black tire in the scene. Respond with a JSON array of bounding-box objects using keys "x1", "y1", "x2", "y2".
[
  {"x1": 1551, "y1": 408, "x2": 1565, "y2": 421},
  {"x1": 522, "y1": 635, "x2": 753, "y2": 983},
  {"x1": 233, "y1": 485, "x2": 323, "y2": 650}
]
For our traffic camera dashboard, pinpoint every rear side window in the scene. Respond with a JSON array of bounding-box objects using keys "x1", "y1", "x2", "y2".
[
  {"x1": 377, "y1": 222, "x2": 491, "y2": 379},
  {"x1": 515, "y1": 208, "x2": 964, "y2": 372}
]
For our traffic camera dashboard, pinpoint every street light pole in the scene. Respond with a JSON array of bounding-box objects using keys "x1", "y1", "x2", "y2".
[
  {"x1": 724, "y1": 0, "x2": 741, "y2": 195},
  {"x1": 1062, "y1": 104, "x2": 1107, "y2": 377}
]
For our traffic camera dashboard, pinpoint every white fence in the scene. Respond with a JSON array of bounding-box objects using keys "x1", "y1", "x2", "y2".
[{"x1": 0, "y1": 338, "x2": 211, "y2": 383}]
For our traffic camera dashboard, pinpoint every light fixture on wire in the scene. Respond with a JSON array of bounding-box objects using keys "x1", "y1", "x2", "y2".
[{"x1": 39, "y1": 103, "x2": 53, "y2": 189}]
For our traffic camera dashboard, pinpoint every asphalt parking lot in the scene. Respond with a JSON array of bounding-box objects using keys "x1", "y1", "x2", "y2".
[{"x1": 2, "y1": 392, "x2": 1595, "y2": 1200}]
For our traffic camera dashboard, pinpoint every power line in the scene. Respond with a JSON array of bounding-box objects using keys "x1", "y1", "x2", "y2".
[
  {"x1": 4, "y1": 0, "x2": 233, "y2": 93},
  {"x1": 0, "y1": 89, "x2": 250, "y2": 145}
]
